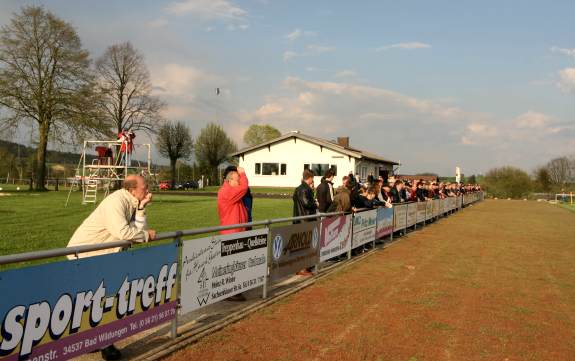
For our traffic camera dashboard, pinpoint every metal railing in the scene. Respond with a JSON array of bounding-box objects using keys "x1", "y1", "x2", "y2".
[{"x1": 0, "y1": 211, "x2": 345, "y2": 266}]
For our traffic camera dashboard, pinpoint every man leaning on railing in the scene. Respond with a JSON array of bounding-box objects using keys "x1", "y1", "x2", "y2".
[{"x1": 66, "y1": 174, "x2": 157, "y2": 360}]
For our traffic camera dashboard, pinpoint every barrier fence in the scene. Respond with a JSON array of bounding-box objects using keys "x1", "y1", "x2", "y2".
[{"x1": 0, "y1": 192, "x2": 484, "y2": 361}]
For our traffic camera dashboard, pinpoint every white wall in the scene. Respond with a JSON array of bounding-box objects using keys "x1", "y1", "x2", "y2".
[{"x1": 237, "y1": 138, "x2": 356, "y2": 188}]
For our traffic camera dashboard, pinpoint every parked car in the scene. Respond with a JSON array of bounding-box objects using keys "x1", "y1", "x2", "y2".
[
  {"x1": 183, "y1": 180, "x2": 199, "y2": 190},
  {"x1": 159, "y1": 181, "x2": 171, "y2": 190}
]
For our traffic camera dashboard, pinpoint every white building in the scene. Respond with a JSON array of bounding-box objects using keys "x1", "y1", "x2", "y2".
[{"x1": 230, "y1": 131, "x2": 399, "y2": 188}]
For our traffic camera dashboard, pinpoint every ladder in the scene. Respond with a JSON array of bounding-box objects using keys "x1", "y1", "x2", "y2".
[{"x1": 83, "y1": 178, "x2": 98, "y2": 204}]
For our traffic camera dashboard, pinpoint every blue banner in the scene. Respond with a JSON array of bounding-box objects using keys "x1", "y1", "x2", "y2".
[{"x1": 0, "y1": 243, "x2": 178, "y2": 361}]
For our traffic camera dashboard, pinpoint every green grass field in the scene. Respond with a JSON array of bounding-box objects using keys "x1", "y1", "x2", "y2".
[{"x1": 0, "y1": 187, "x2": 292, "y2": 269}]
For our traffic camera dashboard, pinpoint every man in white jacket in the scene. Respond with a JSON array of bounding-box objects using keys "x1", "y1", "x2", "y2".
[
  {"x1": 67, "y1": 175, "x2": 157, "y2": 258},
  {"x1": 67, "y1": 175, "x2": 156, "y2": 360}
]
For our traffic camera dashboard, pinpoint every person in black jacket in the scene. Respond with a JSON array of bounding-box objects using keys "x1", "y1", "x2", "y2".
[
  {"x1": 316, "y1": 169, "x2": 335, "y2": 212},
  {"x1": 293, "y1": 169, "x2": 317, "y2": 223}
]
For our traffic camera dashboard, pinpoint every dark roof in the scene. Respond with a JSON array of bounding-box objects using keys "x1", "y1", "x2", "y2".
[{"x1": 229, "y1": 131, "x2": 399, "y2": 165}]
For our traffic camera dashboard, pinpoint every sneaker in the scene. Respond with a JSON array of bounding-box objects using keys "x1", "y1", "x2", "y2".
[{"x1": 101, "y1": 345, "x2": 122, "y2": 361}]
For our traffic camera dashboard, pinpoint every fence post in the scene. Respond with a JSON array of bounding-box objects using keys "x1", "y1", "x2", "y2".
[
  {"x1": 348, "y1": 212, "x2": 354, "y2": 260},
  {"x1": 171, "y1": 231, "x2": 183, "y2": 340},
  {"x1": 262, "y1": 220, "x2": 271, "y2": 299}
]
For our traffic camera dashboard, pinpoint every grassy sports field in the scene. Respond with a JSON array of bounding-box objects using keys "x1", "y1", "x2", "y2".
[
  {"x1": 166, "y1": 200, "x2": 575, "y2": 361},
  {"x1": 0, "y1": 186, "x2": 292, "y2": 269}
]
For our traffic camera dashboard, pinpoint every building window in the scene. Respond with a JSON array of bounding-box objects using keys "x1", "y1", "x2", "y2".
[
  {"x1": 361, "y1": 166, "x2": 367, "y2": 181},
  {"x1": 254, "y1": 163, "x2": 286, "y2": 176},
  {"x1": 262, "y1": 163, "x2": 279, "y2": 175},
  {"x1": 303, "y1": 163, "x2": 338, "y2": 176}
]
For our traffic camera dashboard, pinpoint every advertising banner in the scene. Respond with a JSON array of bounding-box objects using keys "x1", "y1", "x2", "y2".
[
  {"x1": 0, "y1": 243, "x2": 178, "y2": 361},
  {"x1": 352, "y1": 209, "x2": 377, "y2": 248},
  {"x1": 432, "y1": 199, "x2": 440, "y2": 217},
  {"x1": 375, "y1": 207, "x2": 394, "y2": 239},
  {"x1": 393, "y1": 204, "x2": 407, "y2": 231},
  {"x1": 406, "y1": 203, "x2": 417, "y2": 227},
  {"x1": 425, "y1": 200, "x2": 433, "y2": 221},
  {"x1": 270, "y1": 222, "x2": 320, "y2": 281},
  {"x1": 180, "y1": 229, "x2": 268, "y2": 314},
  {"x1": 416, "y1": 202, "x2": 427, "y2": 223},
  {"x1": 319, "y1": 215, "x2": 353, "y2": 262},
  {"x1": 441, "y1": 198, "x2": 448, "y2": 214}
]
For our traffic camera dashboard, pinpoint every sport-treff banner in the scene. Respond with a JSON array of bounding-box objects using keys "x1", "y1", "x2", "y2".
[
  {"x1": 393, "y1": 204, "x2": 407, "y2": 231},
  {"x1": 0, "y1": 243, "x2": 178, "y2": 361},
  {"x1": 375, "y1": 207, "x2": 393, "y2": 239},
  {"x1": 352, "y1": 209, "x2": 377, "y2": 248},
  {"x1": 406, "y1": 203, "x2": 417, "y2": 227},
  {"x1": 432, "y1": 199, "x2": 440, "y2": 217},
  {"x1": 319, "y1": 215, "x2": 352, "y2": 262},
  {"x1": 416, "y1": 202, "x2": 426, "y2": 223},
  {"x1": 180, "y1": 229, "x2": 268, "y2": 314},
  {"x1": 270, "y1": 221, "x2": 320, "y2": 281},
  {"x1": 425, "y1": 201, "x2": 433, "y2": 221}
]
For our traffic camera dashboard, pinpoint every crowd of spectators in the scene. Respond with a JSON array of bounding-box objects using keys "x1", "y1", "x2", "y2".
[{"x1": 307, "y1": 170, "x2": 482, "y2": 213}]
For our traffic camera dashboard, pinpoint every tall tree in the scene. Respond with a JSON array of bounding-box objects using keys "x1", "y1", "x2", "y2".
[
  {"x1": 156, "y1": 121, "x2": 193, "y2": 188},
  {"x1": 534, "y1": 166, "x2": 552, "y2": 192},
  {"x1": 0, "y1": 6, "x2": 102, "y2": 190},
  {"x1": 95, "y1": 41, "x2": 164, "y2": 135},
  {"x1": 243, "y1": 124, "x2": 281, "y2": 147},
  {"x1": 482, "y1": 166, "x2": 532, "y2": 199},
  {"x1": 195, "y1": 123, "x2": 237, "y2": 183},
  {"x1": 546, "y1": 157, "x2": 571, "y2": 186}
]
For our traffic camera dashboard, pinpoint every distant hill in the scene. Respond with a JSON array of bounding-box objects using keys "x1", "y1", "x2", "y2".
[{"x1": 0, "y1": 139, "x2": 155, "y2": 167}]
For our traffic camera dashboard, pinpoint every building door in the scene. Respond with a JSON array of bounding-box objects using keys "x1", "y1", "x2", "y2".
[{"x1": 379, "y1": 169, "x2": 389, "y2": 182}]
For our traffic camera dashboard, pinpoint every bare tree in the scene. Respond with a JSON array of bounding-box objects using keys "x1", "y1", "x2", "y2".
[
  {"x1": 95, "y1": 41, "x2": 164, "y2": 135},
  {"x1": 156, "y1": 121, "x2": 193, "y2": 188},
  {"x1": 0, "y1": 6, "x2": 103, "y2": 190},
  {"x1": 195, "y1": 123, "x2": 237, "y2": 184},
  {"x1": 546, "y1": 157, "x2": 571, "y2": 186}
]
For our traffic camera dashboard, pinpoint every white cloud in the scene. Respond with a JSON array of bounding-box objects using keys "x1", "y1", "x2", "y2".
[
  {"x1": 283, "y1": 51, "x2": 298, "y2": 62},
  {"x1": 282, "y1": 45, "x2": 335, "y2": 63},
  {"x1": 551, "y1": 46, "x2": 575, "y2": 58},
  {"x1": 151, "y1": 63, "x2": 220, "y2": 102},
  {"x1": 284, "y1": 28, "x2": 316, "y2": 41},
  {"x1": 558, "y1": 68, "x2": 575, "y2": 92},
  {"x1": 306, "y1": 44, "x2": 335, "y2": 54},
  {"x1": 514, "y1": 111, "x2": 551, "y2": 129},
  {"x1": 466, "y1": 122, "x2": 498, "y2": 136},
  {"x1": 376, "y1": 42, "x2": 431, "y2": 51},
  {"x1": 147, "y1": 18, "x2": 168, "y2": 28},
  {"x1": 164, "y1": 0, "x2": 249, "y2": 29},
  {"x1": 334, "y1": 69, "x2": 357, "y2": 78}
]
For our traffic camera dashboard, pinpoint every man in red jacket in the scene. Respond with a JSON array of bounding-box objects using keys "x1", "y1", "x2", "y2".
[{"x1": 217, "y1": 166, "x2": 249, "y2": 234}]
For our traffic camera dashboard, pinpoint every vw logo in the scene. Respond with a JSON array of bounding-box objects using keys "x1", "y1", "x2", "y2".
[
  {"x1": 312, "y1": 227, "x2": 319, "y2": 249},
  {"x1": 272, "y1": 234, "x2": 283, "y2": 260}
]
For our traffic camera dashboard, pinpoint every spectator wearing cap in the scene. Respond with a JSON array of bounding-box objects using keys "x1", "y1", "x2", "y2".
[
  {"x1": 224, "y1": 166, "x2": 253, "y2": 225},
  {"x1": 217, "y1": 166, "x2": 249, "y2": 235}
]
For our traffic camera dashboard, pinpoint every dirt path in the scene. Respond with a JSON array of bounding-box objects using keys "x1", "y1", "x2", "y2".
[{"x1": 167, "y1": 200, "x2": 575, "y2": 361}]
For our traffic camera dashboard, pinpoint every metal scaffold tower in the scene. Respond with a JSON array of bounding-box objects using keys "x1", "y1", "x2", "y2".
[{"x1": 65, "y1": 138, "x2": 152, "y2": 206}]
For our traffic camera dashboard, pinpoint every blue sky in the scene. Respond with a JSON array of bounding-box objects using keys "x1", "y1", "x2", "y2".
[{"x1": 1, "y1": 0, "x2": 574, "y2": 176}]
